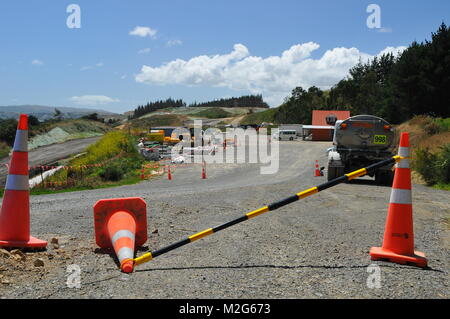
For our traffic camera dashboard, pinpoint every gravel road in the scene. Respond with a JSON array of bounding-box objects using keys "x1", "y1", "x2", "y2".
[
  {"x1": 0, "y1": 137, "x2": 101, "y2": 185},
  {"x1": 0, "y1": 141, "x2": 448, "y2": 299}
]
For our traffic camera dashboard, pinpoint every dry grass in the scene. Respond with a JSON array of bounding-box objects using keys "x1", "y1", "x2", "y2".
[
  {"x1": 131, "y1": 114, "x2": 188, "y2": 129},
  {"x1": 394, "y1": 115, "x2": 450, "y2": 154}
]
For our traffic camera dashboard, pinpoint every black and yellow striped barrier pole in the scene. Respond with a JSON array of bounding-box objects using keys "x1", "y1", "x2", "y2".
[{"x1": 134, "y1": 155, "x2": 404, "y2": 267}]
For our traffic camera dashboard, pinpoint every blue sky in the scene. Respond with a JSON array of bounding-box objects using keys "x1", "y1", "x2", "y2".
[{"x1": 0, "y1": 0, "x2": 449, "y2": 113}]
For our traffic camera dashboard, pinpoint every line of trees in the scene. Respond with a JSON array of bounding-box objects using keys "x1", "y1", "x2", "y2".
[
  {"x1": 131, "y1": 98, "x2": 186, "y2": 119},
  {"x1": 130, "y1": 95, "x2": 269, "y2": 119},
  {"x1": 189, "y1": 95, "x2": 269, "y2": 108},
  {"x1": 276, "y1": 23, "x2": 450, "y2": 124}
]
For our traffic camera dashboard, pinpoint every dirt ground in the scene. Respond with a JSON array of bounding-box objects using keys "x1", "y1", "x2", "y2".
[{"x1": 0, "y1": 141, "x2": 448, "y2": 299}]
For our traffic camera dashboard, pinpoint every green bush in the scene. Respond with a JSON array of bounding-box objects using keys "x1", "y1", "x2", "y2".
[
  {"x1": 435, "y1": 118, "x2": 450, "y2": 132},
  {"x1": 99, "y1": 165, "x2": 124, "y2": 182},
  {"x1": 0, "y1": 119, "x2": 18, "y2": 146},
  {"x1": 73, "y1": 131, "x2": 138, "y2": 166},
  {"x1": 414, "y1": 144, "x2": 450, "y2": 186},
  {"x1": 435, "y1": 144, "x2": 450, "y2": 184},
  {"x1": 414, "y1": 148, "x2": 439, "y2": 185},
  {"x1": 423, "y1": 120, "x2": 442, "y2": 135},
  {"x1": 0, "y1": 141, "x2": 10, "y2": 159}
]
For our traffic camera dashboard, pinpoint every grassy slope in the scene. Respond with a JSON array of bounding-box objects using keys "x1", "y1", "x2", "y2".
[
  {"x1": 131, "y1": 114, "x2": 189, "y2": 129},
  {"x1": 34, "y1": 131, "x2": 151, "y2": 194},
  {"x1": 0, "y1": 119, "x2": 110, "y2": 158},
  {"x1": 30, "y1": 119, "x2": 110, "y2": 136},
  {"x1": 193, "y1": 107, "x2": 232, "y2": 119},
  {"x1": 28, "y1": 119, "x2": 111, "y2": 149},
  {"x1": 0, "y1": 131, "x2": 155, "y2": 197},
  {"x1": 240, "y1": 107, "x2": 279, "y2": 124},
  {"x1": 395, "y1": 115, "x2": 450, "y2": 189},
  {"x1": 395, "y1": 116, "x2": 450, "y2": 153}
]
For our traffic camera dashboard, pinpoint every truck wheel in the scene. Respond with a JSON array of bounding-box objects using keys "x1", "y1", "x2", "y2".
[
  {"x1": 375, "y1": 170, "x2": 393, "y2": 186},
  {"x1": 337, "y1": 167, "x2": 346, "y2": 182},
  {"x1": 375, "y1": 170, "x2": 384, "y2": 185},
  {"x1": 289, "y1": 137, "x2": 293, "y2": 141},
  {"x1": 327, "y1": 166, "x2": 337, "y2": 181},
  {"x1": 328, "y1": 166, "x2": 345, "y2": 181},
  {"x1": 385, "y1": 170, "x2": 394, "y2": 186}
]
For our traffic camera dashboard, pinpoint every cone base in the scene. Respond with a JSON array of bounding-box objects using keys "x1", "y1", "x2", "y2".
[
  {"x1": 370, "y1": 246, "x2": 427, "y2": 268},
  {"x1": 0, "y1": 236, "x2": 47, "y2": 248}
]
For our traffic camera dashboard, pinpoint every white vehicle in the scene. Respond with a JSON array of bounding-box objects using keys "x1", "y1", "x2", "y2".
[{"x1": 273, "y1": 130, "x2": 298, "y2": 141}]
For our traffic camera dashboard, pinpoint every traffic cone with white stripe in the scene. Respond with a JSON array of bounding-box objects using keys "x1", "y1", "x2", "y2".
[
  {"x1": 94, "y1": 197, "x2": 147, "y2": 273},
  {"x1": 0, "y1": 114, "x2": 47, "y2": 248},
  {"x1": 370, "y1": 132, "x2": 427, "y2": 268}
]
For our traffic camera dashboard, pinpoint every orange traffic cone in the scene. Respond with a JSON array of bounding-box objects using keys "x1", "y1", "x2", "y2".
[
  {"x1": 201, "y1": 162, "x2": 206, "y2": 179},
  {"x1": 94, "y1": 197, "x2": 147, "y2": 273},
  {"x1": 167, "y1": 165, "x2": 172, "y2": 180},
  {"x1": 314, "y1": 160, "x2": 322, "y2": 177},
  {"x1": 370, "y1": 132, "x2": 427, "y2": 268},
  {"x1": 0, "y1": 114, "x2": 47, "y2": 248}
]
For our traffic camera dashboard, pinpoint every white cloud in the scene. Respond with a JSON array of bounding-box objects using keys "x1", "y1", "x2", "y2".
[
  {"x1": 70, "y1": 95, "x2": 120, "y2": 106},
  {"x1": 167, "y1": 39, "x2": 183, "y2": 47},
  {"x1": 377, "y1": 46, "x2": 407, "y2": 57},
  {"x1": 31, "y1": 59, "x2": 43, "y2": 66},
  {"x1": 138, "y1": 48, "x2": 151, "y2": 54},
  {"x1": 135, "y1": 43, "x2": 406, "y2": 106},
  {"x1": 129, "y1": 26, "x2": 157, "y2": 39}
]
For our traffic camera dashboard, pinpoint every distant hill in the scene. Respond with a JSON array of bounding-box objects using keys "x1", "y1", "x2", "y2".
[
  {"x1": 0, "y1": 105, "x2": 118, "y2": 121},
  {"x1": 129, "y1": 95, "x2": 269, "y2": 119}
]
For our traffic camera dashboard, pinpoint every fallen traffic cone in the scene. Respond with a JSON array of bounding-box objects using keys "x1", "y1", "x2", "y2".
[
  {"x1": 314, "y1": 160, "x2": 322, "y2": 177},
  {"x1": 370, "y1": 132, "x2": 427, "y2": 268},
  {"x1": 201, "y1": 162, "x2": 206, "y2": 179},
  {"x1": 94, "y1": 197, "x2": 147, "y2": 273},
  {"x1": 0, "y1": 114, "x2": 47, "y2": 248}
]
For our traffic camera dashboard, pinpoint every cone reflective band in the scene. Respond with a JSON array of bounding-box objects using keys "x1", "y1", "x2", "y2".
[
  {"x1": 0, "y1": 114, "x2": 47, "y2": 248},
  {"x1": 93, "y1": 197, "x2": 147, "y2": 273},
  {"x1": 370, "y1": 132, "x2": 427, "y2": 268},
  {"x1": 134, "y1": 155, "x2": 405, "y2": 268}
]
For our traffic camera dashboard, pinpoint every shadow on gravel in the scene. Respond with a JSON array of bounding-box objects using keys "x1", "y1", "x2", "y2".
[
  {"x1": 135, "y1": 263, "x2": 443, "y2": 273},
  {"x1": 347, "y1": 179, "x2": 391, "y2": 187}
]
